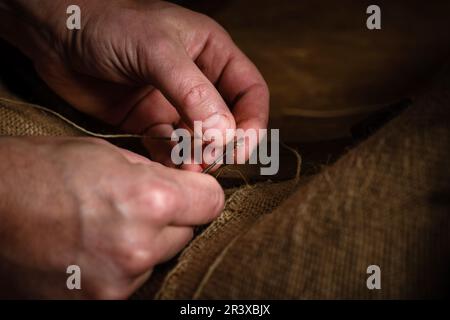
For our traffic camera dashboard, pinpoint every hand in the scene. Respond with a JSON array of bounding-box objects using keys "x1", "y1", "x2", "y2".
[
  {"x1": 1, "y1": 0, "x2": 270, "y2": 171},
  {"x1": 0, "y1": 137, "x2": 223, "y2": 298}
]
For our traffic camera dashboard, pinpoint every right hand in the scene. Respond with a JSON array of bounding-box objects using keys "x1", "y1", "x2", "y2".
[{"x1": 0, "y1": 137, "x2": 224, "y2": 299}]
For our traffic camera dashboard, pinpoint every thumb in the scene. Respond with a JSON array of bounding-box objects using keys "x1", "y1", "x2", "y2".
[{"x1": 149, "y1": 42, "x2": 236, "y2": 138}]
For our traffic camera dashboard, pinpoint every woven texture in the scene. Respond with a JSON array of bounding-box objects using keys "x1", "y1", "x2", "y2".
[
  {"x1": 153, "y1": 71, "x2": 450, "y2": 299},
  {"x1": 1, "y1": 70, "x2": 449, "y2": 298},
  {"x1": 0, "y1": 98, "x2": 82, "y2": 136}
]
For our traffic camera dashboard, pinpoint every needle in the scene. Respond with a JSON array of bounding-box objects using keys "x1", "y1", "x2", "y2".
[{"x1": 202, "y1": 138, "x2": 244, "y2": 174}]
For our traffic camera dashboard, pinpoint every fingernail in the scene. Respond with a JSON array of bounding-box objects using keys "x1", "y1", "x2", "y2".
[{"x1": 203, "y1": 114, "x2": 229, "y2": 130}]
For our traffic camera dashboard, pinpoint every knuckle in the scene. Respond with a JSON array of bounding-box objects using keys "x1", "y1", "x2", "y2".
[
  {"x1": 114, "y1": 231, "x2": 154, "y2": 275},
  {"x1": 119, "y1": 174, "x2": 181, "y2": 224},
  {"x1": 127, "y1": 180, "x2": 177, "y2": 222},
  {"x1": 120, "y1": 247, "x2": 154, "y2": 275},
  {"x1": 182, "y1": 82, "x2": 212, "y2": 109},
  {"x1": 146, "y1": 182, "x2": 180, "y2": 224}
]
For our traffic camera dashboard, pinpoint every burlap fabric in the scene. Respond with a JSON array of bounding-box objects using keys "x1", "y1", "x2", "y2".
[
  {"x1": 1, "y1": 68, "x2": 449, "y2": 298},
  {"x1": 149, "y1": 71, "x2": 450, "y2": 299},
  {"x1": 0, "y1": 98, "x2": 83, "y2": 136}
]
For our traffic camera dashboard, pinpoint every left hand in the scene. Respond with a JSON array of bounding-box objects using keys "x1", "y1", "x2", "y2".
[{"x1": 3, "y1": 0, "x2": 270, "y2": 171}]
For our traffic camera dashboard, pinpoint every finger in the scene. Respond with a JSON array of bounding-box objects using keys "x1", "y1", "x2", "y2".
[
  {"x1": 175, "y1": 121, "x2": 204, "y2": 172},
  {"x1": 119, "y1": 88, "x2": 180, "y2": 167},
  {"x1": 195, "y1": 32, "x2": 269, "y2": 132},
  {"x1": 225, "y1": 55, "x2": 269, "y2": 161},
  {"x1": 180, "y1": 162, "x2": 204, "y2": 173},
  {"x1": 156, "y1": 166, "x2": 225, "y2": 226},
  {"x1": 172, "y1": 170, "x2": 224, "y2": 226},
  {"x1": 118, "y1": 226, "x2": 192, "y2": 280},
  {"x1": 154, "y1": 226, "x2": 194, "y2": 263},
  {"x1": 194, "y1": 30, "x2": 235, "y2": 86},
  {"x1": 198, "y1": 37, "x2": 270, "y2": 162},
  {"x1": 144, "y1": 123, "x2": 178, "y2": 168},
  {"x1": 216, "y1": 53, "x2": 269, "y2": 131},
  {"x1": 174, "y1": 115, "x2": 231, "y2": 173},
  {"x1": 36, "y1": 61, "x2": 151, "y2": 126},
  {"x1": 120, "y1": 88, "x2": 180, "y2": 134},
  {"x1": 151, "y1": 42, "x2": 236, "y2": 139}
]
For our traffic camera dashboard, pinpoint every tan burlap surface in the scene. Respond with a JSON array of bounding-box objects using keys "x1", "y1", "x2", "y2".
[
  {"x1": 150, "y1": 71, "x2": 450, "y2": 299},
  {"x1": 1, "y1": 68, "x2": 449, "y2": 298},
  {"x1": 0, "y1": 98, "x2": 83, "y2": 136}
]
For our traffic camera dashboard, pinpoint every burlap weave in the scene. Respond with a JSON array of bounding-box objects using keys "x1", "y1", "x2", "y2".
[
  {"x1": 0, "y1": 98, "x2": 83, "y2": 136},
  {"x1": 151, "y1": 71, "x2": 450, "y2": 299},
  {"x1": 1, "y1": 68, "x2": 449, "y2": 298}
]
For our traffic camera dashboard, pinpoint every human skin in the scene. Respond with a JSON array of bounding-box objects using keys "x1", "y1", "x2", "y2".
[
  {"x1": 0, "y1": 0, "x2": 269, "y2": 298},
  {"x1": 0, "y1": 0, "x2": 269, "y2": 170},
  {"x1": 0, "y1": 137, "x2": 224, "y2": 298}
]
